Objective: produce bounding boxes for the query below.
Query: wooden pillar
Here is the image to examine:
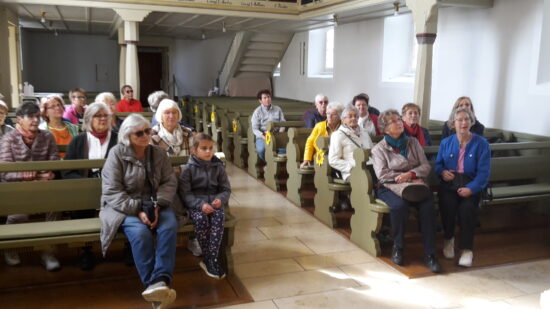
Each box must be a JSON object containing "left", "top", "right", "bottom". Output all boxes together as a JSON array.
[
  {"left": 114, "top": 9, "right": 150, "bottom": 100},
  {"left": 406, "top": 0, "right": 439, "bottom": 127}
]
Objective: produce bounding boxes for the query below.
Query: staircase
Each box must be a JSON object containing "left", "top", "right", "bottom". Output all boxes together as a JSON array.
[{"left": 219, "top": 31, "right": 293, "bottom": 96}]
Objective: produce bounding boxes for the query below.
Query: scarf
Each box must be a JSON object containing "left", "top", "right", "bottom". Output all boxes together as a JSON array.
[
  {"left": 90, "top": 130, "right": 109, "bottom": 145},
  {"left": 343, "top": 124, "right": 361, "bottom": 137},
  {"left": 403, "top": 122, "right": 426, "bottom": 146},
  {"left": 385, "top": 133, "right": 408, "bottom": 158},
  {"left": 16, "top": 123, "right": 38, "bottom": 147},
  {"left": 158, "top": 124, "right": 186, "bottom": 155}
]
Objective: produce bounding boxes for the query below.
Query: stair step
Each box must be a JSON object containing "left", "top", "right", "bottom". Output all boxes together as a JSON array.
[
  {"left": 251, "top": 33, "right": 291, "bottom": 43},
  {"left": 248, "top": 42, "right": 285, "bottom": 50},
  {"left": 244, "top": 50, "right": 281, "bottom": 58},
  {"left": 239, "top": 64, "right": 274, "bottom": 72},
  {"left": 241, "top": 57, "right": 279, "bottom": 65}
]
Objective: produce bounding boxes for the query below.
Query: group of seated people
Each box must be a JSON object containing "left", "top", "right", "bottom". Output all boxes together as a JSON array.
[
  {"left": 0, "top": 87, "right": 228, "bottom": 309},
  {"left": 252, "top": 90, "right": 489, "bottom": 273}
]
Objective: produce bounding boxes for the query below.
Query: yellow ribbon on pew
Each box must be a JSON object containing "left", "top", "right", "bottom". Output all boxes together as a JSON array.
[
  {"left": 211, "top": 112, "right": 216, "bottom": 123},
  {"left": 233, "top": 120, "right": 238, "bottom": 132},
  {"left": 194, "top": 106, "right": 198, "bottom": 114},
  {"left": 315, "top": 150, "right": 325, "bottom": 166},
  {"left": 265, "top": 131, "right": 272, "bottom": 145}
]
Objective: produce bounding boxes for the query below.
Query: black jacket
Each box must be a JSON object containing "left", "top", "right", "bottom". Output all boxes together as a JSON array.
[{"left": 61, "top": 131, "right": 118, "bottom": 179}]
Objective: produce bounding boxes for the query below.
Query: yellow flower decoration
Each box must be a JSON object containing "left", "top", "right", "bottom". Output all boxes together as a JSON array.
[
  {"left": 265, "top": 131, "right": 272, "bottom": 145},
  {"left": 210, "top": 112, "right": 216, "bottom": 123},
  {"left": 233, "top": 120, "right": 238, "bottom": 132},
  {"left": 181, "top": 100, "right": 186, "bottom": 107},
  {"left": 194, "top": 106, "right": 198, "bottom": 114},
  {"left": 315, "top": 150, "right": 325, "bottom": 166}
]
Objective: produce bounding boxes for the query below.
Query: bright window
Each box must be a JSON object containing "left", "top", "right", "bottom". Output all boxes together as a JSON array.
[
  {"left": 308, "top": 26, "right": 334, "bottom": 78},
  {"left": 381, "top": 14, "right": 417, "bottom": 83},
  {"left": 273, "top": 62, "right": 281, "bottom": 77}
]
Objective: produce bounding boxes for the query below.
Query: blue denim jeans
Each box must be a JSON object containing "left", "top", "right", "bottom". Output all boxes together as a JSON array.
[
  {"left": 255, "top": 137, "right": 266, "bottom": 161},
  {"left": 122, "top": 207, "right": 178, "bottom": 287}
]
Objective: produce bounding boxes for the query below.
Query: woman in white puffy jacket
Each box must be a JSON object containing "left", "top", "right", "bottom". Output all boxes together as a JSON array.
[{"left": 328, "top": 104, "right": 374, "bottom": 181}]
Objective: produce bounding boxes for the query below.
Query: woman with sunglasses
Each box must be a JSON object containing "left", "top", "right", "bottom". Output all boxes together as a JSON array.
[
  {"left": 100, "top": 114, "right": 178, "bottom": 309},
  {"left": 39, "top": 95, "right": 79, "bottom": 158},
  {"left": 117, "top": 85, "right": 143, "bottom": 112},
  {"left": 61, "top": 102, "right": 118, "bottom": 270}
]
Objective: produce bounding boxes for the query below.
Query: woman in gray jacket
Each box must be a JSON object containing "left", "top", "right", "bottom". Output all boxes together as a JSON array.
[{"left": 100, "top": 114, "right": 178, "bottom": 309}]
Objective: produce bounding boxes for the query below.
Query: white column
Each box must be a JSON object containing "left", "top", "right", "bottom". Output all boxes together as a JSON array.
[
  {"left": 406, "top": 0, "right": 439, "bottom": 127},
  {"left": 118, "top": 27, "right": 126, "bottom": 91},
  {"left": 114, "top": 9, "right": 150, "bottom": 101}
]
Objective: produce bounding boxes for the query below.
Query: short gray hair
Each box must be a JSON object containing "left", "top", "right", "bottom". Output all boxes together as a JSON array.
[
  {"left": 378, "top": 109, "right": 401, "bottom": 133},
  {"left": 0, "top": 99, "right": 8, "bottom": 113},
  {"left": 326, "top": 101, "right": 344, "bottom": 115},
  {"left": 340, "top": 105, "right": 359, "bottom": 119},
  {"left": 155, "top": 99, "right": 182, "bottom": 124},
  {"left": 314, "top": 93, "right": 327, "bottom": 103},
  {"left": 81, "top": 102, "right": 111, "bottom": 132},
  {"left": 95, "top": 92, "right": 117, "bottom": 105},
  {"left": 447, "top": 107, "right": 475, "bottom": 130},
  {"left": 148, "top": 91, "right": 169, "bottom": 112},
  {"left": 118, "top": 114, "right": 150, "bottom": 146}
]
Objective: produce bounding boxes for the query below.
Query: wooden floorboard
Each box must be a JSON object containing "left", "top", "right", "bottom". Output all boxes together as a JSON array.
[{"left": 0, "top": 240, "right": 253, "bottom": 308}]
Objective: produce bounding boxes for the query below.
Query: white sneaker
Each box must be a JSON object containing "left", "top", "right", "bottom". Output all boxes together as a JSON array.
[
  {"left": 4, "top": 251, "right": 21, "bottom": 266},
  {"left": 151, "top": 289, "right": 176, "bottom": 309},
  {"left": 40, "top": 252, "right": 61, "bottom": 271},
  {"left": 142, "top": 281, "right": 169, "bottom": 302},
  {"left": 458, "top": 250, "right": 473, "bottom": 267},
  {"left": 443, "top": 237, "right": 455, "bottom": 259},
  {"left": 187, "top": 238, "right": 202, "bottom": 257}
]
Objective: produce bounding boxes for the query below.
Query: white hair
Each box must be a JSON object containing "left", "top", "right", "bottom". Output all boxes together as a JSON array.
[
  {"left": 327, "top": 101, "right": 343, "bottom": 115},
  {"left": 148, "top": 91, "right": 169, "bottom": 112},
  {"left": 118, "top": 114, "right": 151, "bottom": 146},
  {"left": 314, "top": 93, "right": 327, "bottom": 103},
  {"left": 95, "top": 92, "right": 117, "bottom": 105},
  {"left": 341, "top": 105, "right": 359, "bottom": 119},
  {"left": 81, "top": 102, "right": 111, "bottom": 132},
  {"left": 155, "top": 98, "right": 182, "bottom": 124}
]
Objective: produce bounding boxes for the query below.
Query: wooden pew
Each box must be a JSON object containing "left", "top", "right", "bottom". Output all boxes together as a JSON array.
[
  {"left": 347, "top": 141, "right": 550, "bottom": 257},
  {"left": 312, "top": 137, "right": 351, "bottom": 228},
  {"left": 263, "top": 121, "right": 306, "bottom": 191},
  {"left": 286, "top": 127, "right": 314, "bottom": 206},
  {"left": 0, "top": 156, "right": 237, "bottom": 274}
]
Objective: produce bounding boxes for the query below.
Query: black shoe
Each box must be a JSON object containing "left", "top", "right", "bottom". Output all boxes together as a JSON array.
[
  {"left": 123, "top": 243, "right": 134, "bottom": 267},
  {"left": 391, "top": 246, "right": 403, "bottom": 266},
  {"left": 424, "top": 254, "right": 442, "bottom": 273},
  {"left": 80, "top": 247, "right": 95, "bottom": 271}
]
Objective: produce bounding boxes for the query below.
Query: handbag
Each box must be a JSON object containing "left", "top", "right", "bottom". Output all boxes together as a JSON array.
[
  {"left": 449, "top": 172, "right": 472, "bottom": 191},
  {"left": 384, "top": 179, "right": 432, "bottom": 203}
]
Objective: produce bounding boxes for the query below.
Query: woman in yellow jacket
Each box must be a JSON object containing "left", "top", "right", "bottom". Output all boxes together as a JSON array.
[{"left": 300, "top": 102, "right": 343, "bottom": 168}]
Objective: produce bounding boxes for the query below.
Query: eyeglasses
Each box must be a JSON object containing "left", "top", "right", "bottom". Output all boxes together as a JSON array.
[
  {"left": 318, "top": 100, "right": 329, "bottom": 105},
  {"left": 125, "top": 90, "right": 134, "bottom": 94},
  {"left": 72, "top": 96, "right": 86, "bottom": 100},
  {"left": 93, "top": 114, "right": 110, "bottom": 119},
  {"left": 132, "top": 128, "right": 152, "bottom": 137}
]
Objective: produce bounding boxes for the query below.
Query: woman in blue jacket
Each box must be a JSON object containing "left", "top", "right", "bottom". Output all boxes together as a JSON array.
[{"left": 435, "top": 108, "right": 490, "bottom": 268}]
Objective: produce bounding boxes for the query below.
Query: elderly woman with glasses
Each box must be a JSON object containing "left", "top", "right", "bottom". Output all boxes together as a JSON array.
[
  {"left": 61, "top": 102, "right": 117, "bottom": 270},
  {"left": 63, "top": 88, "right": 87, "bottom": 125},
  {"left": 39, "top": 95, "right": 79, "bottom": 158},
  {"left": 0, "top": 102, "right": 61, "bottom": 271},
  {"left": 371, "top": 109, "right": 441, "bottom": 273},
  {"left": 96, "top": 92, "right": 123, "bottom": 133},
  {"left": 436, "top": 108, "right": 490, "bottom": 268},
  {"left": 328, "top": 105, "right": 374, "bottom": 182},
  {"left": 100, "top": 114, "right": 178, "bottom": 309},
  {"left": 0, "top": 100, "right": 14, "bottom": 139},
  {"left": 301, "top": 101, "right": 343, "bottom": 168}
]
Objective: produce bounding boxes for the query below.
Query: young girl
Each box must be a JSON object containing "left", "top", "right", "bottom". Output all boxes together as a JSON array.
[{"left": 179, "top": 133, "right": 231, "bottom": 279}]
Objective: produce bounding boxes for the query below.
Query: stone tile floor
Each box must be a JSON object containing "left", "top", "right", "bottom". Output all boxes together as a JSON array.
[{"left": 220, "top": 163, "right": 550, "bottom": 309}]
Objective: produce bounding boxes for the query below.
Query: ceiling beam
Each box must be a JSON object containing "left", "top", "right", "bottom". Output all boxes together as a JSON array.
[
  {"left": 166, "top": 14, "right": 199, "bottom": 32},
  {"left": 197, "top": 16, "right": 226, "bottom": 28},
  {"left": 108, "top": 15, "right": 122, "bottom": 38},
  {"left": 20, "top": 3, "right": 48, "bottom": 30},
  {"left": 53, "top": 5, "right": 70, "bottom": 32},
  {"left": 84, "top": 7, "right": 91, "bottom": 33},
  {"left": 145, "top": 12, "right": 172, "bottom": 31},
  {"left": 437, "top": 0, "right": 493, "bottom": 8}
]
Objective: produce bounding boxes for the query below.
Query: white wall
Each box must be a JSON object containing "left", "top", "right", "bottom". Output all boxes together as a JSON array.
[
  {"left": 173, "top": 35, "right": 233, "bottom": 96},
  {"left": 275, "top": 0, "right": 550, "bottom": 136},
  {"left": 22, "top": 31, "right": 119, "bottom": 93}
]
